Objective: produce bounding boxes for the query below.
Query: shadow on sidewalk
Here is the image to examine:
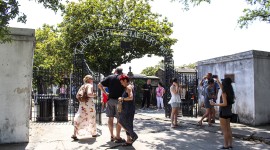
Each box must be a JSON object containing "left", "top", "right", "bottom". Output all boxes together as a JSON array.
[
  {"left": 0, "top": 142, "right": 27, "bottom": 150},
  {"left": 99, "top": 141, "right": 135, "bottom": 150},
  {"left": 73, "top": 137, "right": 96, "bottom": 145}
]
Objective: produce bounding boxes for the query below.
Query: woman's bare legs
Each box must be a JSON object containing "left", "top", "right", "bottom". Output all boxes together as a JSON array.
[
  {"left": 227, "top": 119, "right": 233, "bottom": 147},
  {"left": 220, "top": 118, "right": 229, "bottom": 148},
  {"left": 198, "top": 108, "right": 210, "bottom": 125},
  {"left": 174, "top": 107, "right": 179, "bottom": 125},
  {"left": 171, "top": 108, "right": 177, "bottom": 127},
  {"left": 119, "top": 123, "right": 132, "bottom": 143}
]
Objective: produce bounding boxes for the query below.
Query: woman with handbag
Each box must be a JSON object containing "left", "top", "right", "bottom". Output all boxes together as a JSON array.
[
  {"left": 71, "top": 75, "right": 98, "bottom": 141},
  {"left": 210, "top": 77, "right": 235, "bottom": 149},
  {"left": 118, "top": 75, "right": 138, "bottom": 146}
]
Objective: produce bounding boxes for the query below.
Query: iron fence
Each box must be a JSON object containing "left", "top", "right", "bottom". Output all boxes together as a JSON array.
[
  {"left": 30, "top": 67, "right": 102, "bottom": 124},
  {"left": 176, "top": 72, "right": 198, "bottom": 118}
]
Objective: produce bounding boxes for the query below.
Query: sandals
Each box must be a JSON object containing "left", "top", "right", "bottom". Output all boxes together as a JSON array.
[
  {"left": 114, "top": 137, "right": 126, "bottom": 143},
  {"left": 131, "top": 135, "right": 138, "bottom": 143},
  {"left": 110, "top": 136, "right": 115, "bottom": 142},
  {"left": 171, "top": 124, "right": 176, "bottom": 128},
  {"left": 197, "top": 121, "right": 202, "bottom": 126},
  {"left": 174, "top": 123, "right": 179, "bottom": 127},
  {"left": 71, "top": 135, "right": 78, "bottom": 141},
  {"left": 92, "top": 134, "right": 100, "bottom": 137},
  {"left": 122, "top": 135, "right": 138, "bottom": 146},
  {"left": 218, "top": 146, "right": 229, "bottom": 149},
  {"left": 122, "top": 142, "right": 132, "bottom": 146}
]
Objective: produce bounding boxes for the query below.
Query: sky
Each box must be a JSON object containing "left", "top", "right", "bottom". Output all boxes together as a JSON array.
[{"left": 10, "top": 0, "right": 270, "bottom": 74}]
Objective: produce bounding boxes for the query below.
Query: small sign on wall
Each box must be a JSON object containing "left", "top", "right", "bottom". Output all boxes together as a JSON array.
[{"left": 224, "top": 74, "right": 235, "bottom": 83}]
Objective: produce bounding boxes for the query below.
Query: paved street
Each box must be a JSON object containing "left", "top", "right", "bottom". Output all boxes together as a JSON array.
[{"left": 1, "top": 109, "right": 270, "bottom": 150}]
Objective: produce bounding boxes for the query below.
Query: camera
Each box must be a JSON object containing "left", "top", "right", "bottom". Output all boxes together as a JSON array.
[{"left": 212, "top": 75, "right": 218, "bottom": 79}]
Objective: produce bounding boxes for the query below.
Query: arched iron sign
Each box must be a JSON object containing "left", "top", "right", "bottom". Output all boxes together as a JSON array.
[
  {"left": 72, "top": 28, "right": 175, "bottom": 122},
  {"left": 74, "top": 28, "right": 168, "bottom": 54}
]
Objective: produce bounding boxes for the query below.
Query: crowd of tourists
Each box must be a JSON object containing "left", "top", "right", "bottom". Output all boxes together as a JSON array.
[
  {"left": 70, "top": 67, "right": 235, "bottom": 149},
  {"left": 198, "top": 72, "right": 235, "bottom": 149},
  {"left": 71, "top": 67, "right": 137, "bottom": 146}
]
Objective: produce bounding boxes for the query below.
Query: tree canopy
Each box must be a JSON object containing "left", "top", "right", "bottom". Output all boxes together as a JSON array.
[
  {"left": 35, "top": 24, "right": 71, "bottom": 71},
  {"left": 59, "top": 0, "right": 177, "bottom": 75},
  {"left": 0, "top": 0, "right": 64, "bottom": 43},
  {"left": 171, "top": 0, "right": 270, "bottom": 28},
  {"left": 177, "top": 63, "right": 196, "bottom": 69},
  {"left": 141, "top": 60, "right": 164, "bottom": 76},
  {"left": 141, "top": 66, "right": 159, "bottom": 76}
]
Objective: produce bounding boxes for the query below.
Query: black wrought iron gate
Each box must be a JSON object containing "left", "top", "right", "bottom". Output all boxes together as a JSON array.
[
  {"left": 175, "top": 72, "right": 198, "bottom": 117},
  {"left": 71, "top": 54, "right": 102, "bottom": 125},
  {"left": 163, "top": 54, "right": 198, "bottom": 118}
]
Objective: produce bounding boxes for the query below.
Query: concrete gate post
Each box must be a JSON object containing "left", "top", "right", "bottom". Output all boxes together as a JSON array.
[{"left": 0, "top": 28, "right": 35, "bottom": 144}]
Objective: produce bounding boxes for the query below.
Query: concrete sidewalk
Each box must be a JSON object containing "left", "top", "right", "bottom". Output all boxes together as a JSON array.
[
  {"left": 138, "top": 109, "right": 270, "bottom": 145},
  {"left": 0, "top": 109, "right": 270, "bottom": 150}
]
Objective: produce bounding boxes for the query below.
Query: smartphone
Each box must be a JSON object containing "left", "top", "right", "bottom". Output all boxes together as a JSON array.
[{"left": 212, "top": 75, "right": 218, "bottom": 78}]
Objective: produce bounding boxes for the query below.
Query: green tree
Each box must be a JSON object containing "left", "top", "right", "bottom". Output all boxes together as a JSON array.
[
  {"left": 0, "top": 0, "right": 64, "bottom": 43},
  {"left": 33, "top": 24, "right": 72, "bottom": 93},
  {"left": 60, "top": 0, "right": 177, "bottom": 75},
  {"left": 141, "top": 66, "right": 158, "bottom": 76},
  {"left": 35, "top": 24, "right": 72, "bottom": 71},
  {"left": 171, "top": 0, "right": 270, "bottom": 28},
  {"left": 141, "top": 60, "right": 164, "bottom": 75},
  {"left": 177, "top": 63, "right": 196, "bottom": 69}
]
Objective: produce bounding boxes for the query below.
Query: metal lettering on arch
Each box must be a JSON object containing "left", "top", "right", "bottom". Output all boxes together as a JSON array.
[{"left": 74, "top": 29, "right": 161, "bottom": 54}]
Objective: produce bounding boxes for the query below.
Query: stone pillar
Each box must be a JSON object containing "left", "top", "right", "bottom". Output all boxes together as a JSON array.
[{"left": 0, "top": 28, "right": 35, "bottom": 143}]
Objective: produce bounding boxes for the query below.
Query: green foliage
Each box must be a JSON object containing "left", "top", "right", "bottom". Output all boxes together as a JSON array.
[
  {"left": 171, "top": 0, "right": 270, "bottom": 28},
  {"left": 0, "top": 0, "right": 22, "bottom": 43},
  {"left": 178, "top": 63, "right": 196, "bottom": 69},
  {"left": 35, "top": 0, "right": 65, "bottom": 12},
  {"left": 238, "top": 0, "right": 270, "bottom": 28},
  {"left": 141, "top": 62, "right": 196, "bottom": 76},
  {"left": 141, "top": 60, "right": 164, "bottom": 76},
  {"left": 141, "top": 66, "right": 159, "bottom": 76},
  {"left": 60, "top": 0, "right": 177, "bottom": 75},
  {"left": 35, "top": 24, "right": 72, "bottom": 71},
  {"left": 0, "top": 0, "right": 64, "bottom": 43},
  {"left": 34, "top": 24, "right": 72, "bottom": 92}
]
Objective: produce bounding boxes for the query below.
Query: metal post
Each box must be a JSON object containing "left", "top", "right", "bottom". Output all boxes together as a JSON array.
[{"left": 164, "top": 54, "right": 174, "bottom": 118}]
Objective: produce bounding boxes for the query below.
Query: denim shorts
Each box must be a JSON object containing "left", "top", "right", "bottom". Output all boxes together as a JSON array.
[{"left": 170, "top": 102, "right": 180, "bottom": 108}]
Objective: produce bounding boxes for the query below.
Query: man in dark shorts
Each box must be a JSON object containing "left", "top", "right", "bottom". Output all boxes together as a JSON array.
[{"left": 98, "top": 67, "right": 125, "bottom": 143}]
